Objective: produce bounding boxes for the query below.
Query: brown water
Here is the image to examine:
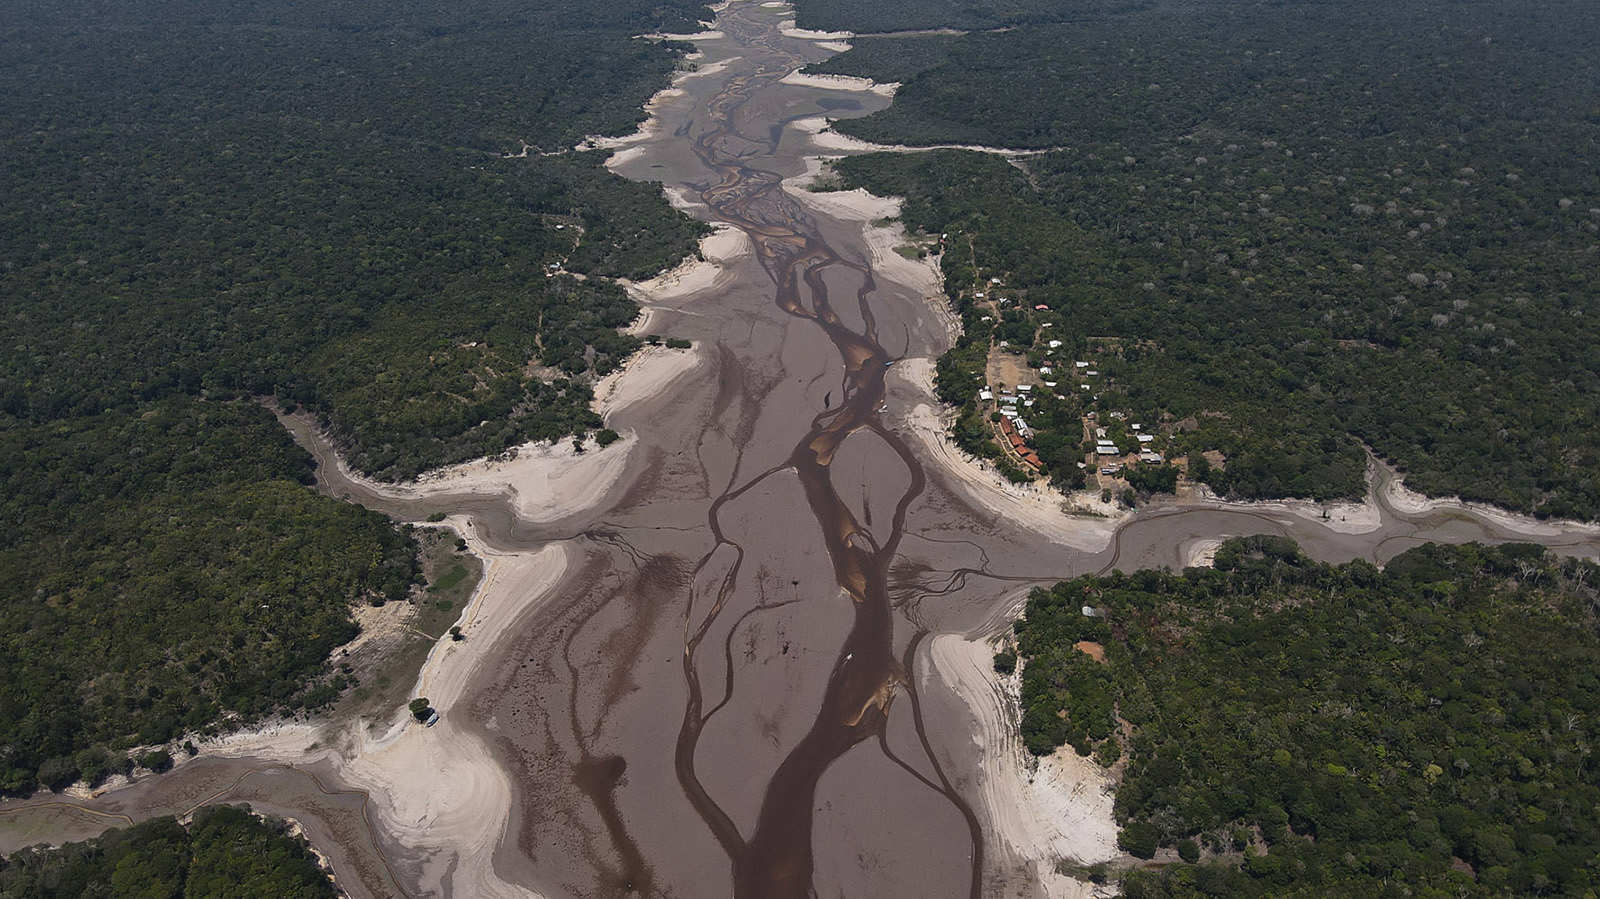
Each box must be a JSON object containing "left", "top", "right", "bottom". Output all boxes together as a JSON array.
[{"left": 6, "top": 4, "right": 1599, "bottom": 898}]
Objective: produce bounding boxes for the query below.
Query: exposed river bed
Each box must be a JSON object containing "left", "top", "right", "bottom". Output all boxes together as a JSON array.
[{"left": 4, "top": 3, "right": 1599, "bottom": 897}]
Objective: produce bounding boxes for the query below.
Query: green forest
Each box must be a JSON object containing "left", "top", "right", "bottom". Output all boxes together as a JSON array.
[
  {"left": 0, "top": 0, "right": 711, "bottom": 795},
  {"left": 0, "top": 805, "right": 336, "bottom": 898},
  {"left": 1014, "top": 539, "right": 1600, "bottom": 897},
  {"left": 809, "top": 0, "right": 1600, "bottom": 518}
]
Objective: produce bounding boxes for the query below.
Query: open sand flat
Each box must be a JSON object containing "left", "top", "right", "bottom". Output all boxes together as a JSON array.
[{"left": 780, "top": 70, "right": 896, "bottom": 96}]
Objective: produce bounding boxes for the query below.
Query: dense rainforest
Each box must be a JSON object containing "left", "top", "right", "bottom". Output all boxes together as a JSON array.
[
  {"left": 0, "top": 0, "right": 711, "bottom": 794},
  {"left": 1014, "top": 539, "right": 1600, "bottom": 897},
  {"left": 0, "top": 805, "right": 337, "bottom": 898},
  {"left": 806, "top": 0, "right": 1600, "bottom": 517}
]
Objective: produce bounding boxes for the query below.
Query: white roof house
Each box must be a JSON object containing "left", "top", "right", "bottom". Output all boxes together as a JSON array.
[
  {"left": 1097, "top": 445, "right": 1120, "bottom": 456},
  {"left": 1017, "top": 384, "right": 1033, "bottom": 393},
  {"left": 1137, "top": 434, "right": 1154, "bottom": 443},
  {"left": 978, "top": 390, "right": 994, "bottom": 401},
  {"left": 1075, "top": 360, "right": 1089, "bottom": 368},
  {"left": 1049, "top": 340, "right": 1064, "bottom": 349}
]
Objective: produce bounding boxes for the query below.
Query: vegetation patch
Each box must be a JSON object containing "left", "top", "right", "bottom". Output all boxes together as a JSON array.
[{"left": 0, "top": 805, "right": 338, "bottom": 898}]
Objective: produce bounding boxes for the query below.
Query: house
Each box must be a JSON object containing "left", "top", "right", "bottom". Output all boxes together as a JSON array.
[
  {"left": 1075, "top": 360, "right": 1089, "bottom": 368},
  {"left": 1137, "top": 434, "right": 1154, "bottom": 443},
  {"left": 1017, "top": 384, "right": 1033, "bottom": 393},
  {"left": 979, "top": 389, "right": 994, "bottom": 401},
  {"left": 1048, "top": 340, "right": 1064, "bottom": 349},
  {"left": 1044, "top": 381, "right": 1058, "bottom": 387},
  {"left": 1097, "top": 444, "right": 1120, "bottom": 456},
  {"left": 1034, "top": 304, "right": 1049, "bottom": 311}
]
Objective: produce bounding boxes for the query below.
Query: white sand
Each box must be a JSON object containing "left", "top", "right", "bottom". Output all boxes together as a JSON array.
[
  {"left": 316, "top": 433, "right": 636, "bottom": 525},
  {"left": 1191, "top": 484, "right": 1383, "bottom": 536},
  {"left": 791, "top": 115, "right": 1050, "bottom": 157},
  {"left": 653, "top": 29, "right": 726, "bottom": 41},
  {"left": 928, "top": 635, "right": 1119, "bottom": 896},
  {"left": 778, "top": 20, "right": 854, "bottom": 41},
  {"left": 1181, "top": 537, "right": 1226, "bottom": 569},
  {"left": 1379, "top": 470, "right": 1600, "bottom": 538},
  {"left": 622, "top": 225, "right": 752, "bottom": 306},
  {"left": 779, "top": 70, "right": 897, "bottom": 97},
  {"left": 593, "top": 344, "right": 709, "bottom": 421}
]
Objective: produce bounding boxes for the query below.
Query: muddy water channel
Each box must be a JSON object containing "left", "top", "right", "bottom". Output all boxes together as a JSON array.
[{"left": 5, "top": 3, "right": 1600, "bottom": 897}]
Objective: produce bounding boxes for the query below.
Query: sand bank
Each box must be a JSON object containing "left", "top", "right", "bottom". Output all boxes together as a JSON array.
[
  {"left": 592, "top": 344, "right": 708, "bottom": 421},
  {"left": 1181, "top": 537, "right": 1226, "bottom": 569},
  {"left": 791, "top": 115, "right": 1050, "bottom": 157},
  {"left": 652, "top": 30, "right": 726, "bottom": 41},
  {"left": 621, "top": 225, "right": 754, "bottom": 338},
  {"left": 1379, "top": 469, "right": 1600, "bottom": 538},
  {"left": 1192, "top": 486, "right": 1383, "bottom": 536},
  {"left": 928, "top": 635, "right": 1119, "bottom": 897},
  {"left": 312, "top": 431, "right": 635, "bottom": 525},
  {"left": 780, "top": 70, "right": 897, "bottom": 97},
  {"left": 778, "top": 20, "right": 854, "bottom": 41}
]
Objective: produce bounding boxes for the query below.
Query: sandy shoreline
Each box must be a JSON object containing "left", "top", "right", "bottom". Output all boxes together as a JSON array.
[
  {"left": 780, "top": 70, "right": 897, "bottom": 97},
  {"left": 792, "top": 114, "right": 1051, "bottom": 157},
  {"left": 592, "top": 344, "right": 708, "bottom": 421},
  {"left": 928, "top": 635, "right": 1119, "bottom": 897},
  {"left": 202, "top": 541, "right": 575, "bottom": 899}
]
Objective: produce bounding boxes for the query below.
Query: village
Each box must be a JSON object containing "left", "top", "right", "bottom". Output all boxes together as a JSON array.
[{"left": 958, "top": 273, "right": 1187, "bottom": 501}]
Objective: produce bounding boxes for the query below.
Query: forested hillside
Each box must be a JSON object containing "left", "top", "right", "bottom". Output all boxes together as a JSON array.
[
  {"left": 0, "top": 805, "right": 336, "bottom": 898},
  {"left": 808, "top": 0, "right": 1600, "bottom": 517},
  {"left": 1014, "top": 539, "right": 1600, "bottom": 897},
  {"left": 0, "top": 0, "right": 711, "bottom": 795}
]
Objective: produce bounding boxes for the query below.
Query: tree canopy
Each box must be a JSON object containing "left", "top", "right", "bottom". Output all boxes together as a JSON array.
[
  {"left": 1014, "top": 539, "right": 1600, "bottom": 897},
  {"left": 0, "top": 805, "right": 338, "bottom": 899},
  {"left": 812, "top": 0, "right": 1600, "bottom": 517}
]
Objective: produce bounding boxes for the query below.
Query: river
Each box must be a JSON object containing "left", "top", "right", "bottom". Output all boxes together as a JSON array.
[{"left": 4, "top": 2, "right": 1598, "bottom": 897}]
